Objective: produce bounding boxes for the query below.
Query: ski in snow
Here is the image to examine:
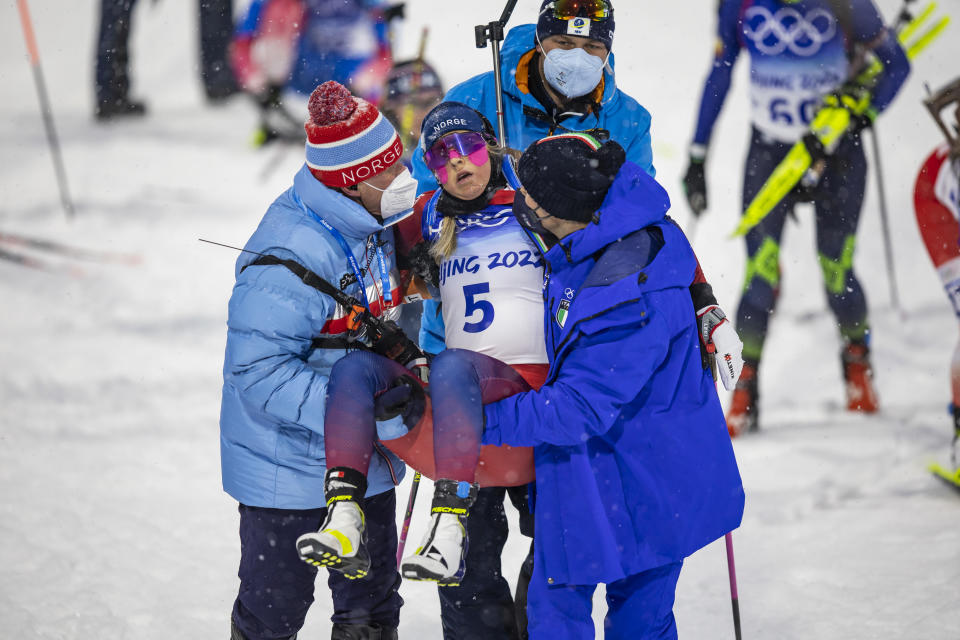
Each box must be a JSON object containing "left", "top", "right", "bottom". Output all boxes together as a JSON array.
[
  {"left": 0, "top": 231, "right": 140, "bottom": 265},
  {"left": 929, "top": 463, "right": 960, "bottom": 493},
  {"left": 0, "top": 245, "right": 83, "bottom": 276}
]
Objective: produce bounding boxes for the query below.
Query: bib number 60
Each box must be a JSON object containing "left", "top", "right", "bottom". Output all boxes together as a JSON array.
[{"left": 769, "top": 97, "right": 819, "bottom": 126}]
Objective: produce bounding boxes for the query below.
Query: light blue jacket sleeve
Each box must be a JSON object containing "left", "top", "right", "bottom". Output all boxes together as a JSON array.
[{"left": 224, "top": 267, "right": 335, "bottom": 435}]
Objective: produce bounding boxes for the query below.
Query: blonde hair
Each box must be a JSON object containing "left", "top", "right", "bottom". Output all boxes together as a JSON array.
[{"left": 429, "top": 144, "right": 520, "bottom": 263}]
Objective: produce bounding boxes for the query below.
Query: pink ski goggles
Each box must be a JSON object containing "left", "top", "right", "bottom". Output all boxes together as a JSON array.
[{"left": 424, "top": 132, "right": 490, "bottom": 182}]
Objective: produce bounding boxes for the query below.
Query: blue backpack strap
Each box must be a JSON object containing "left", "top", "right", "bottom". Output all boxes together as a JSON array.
[{"left": 421, "top": 189, "right": 443, "bottom": 242}]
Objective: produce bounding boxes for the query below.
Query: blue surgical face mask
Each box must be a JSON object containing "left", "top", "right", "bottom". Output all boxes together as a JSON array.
[{"left": 542, "top": 46, "right": 607, "bottom": 100}]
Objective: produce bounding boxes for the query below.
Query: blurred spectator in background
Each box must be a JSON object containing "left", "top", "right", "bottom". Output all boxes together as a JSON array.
[
  {"left": 914, "top": 77, "right": 960, "bottom": 477},
  {"left": 231, "top": 0, "right": 404, "bottom": 145},
  {"left": 379, "top": 56, "right": 444, "bottom": 165},
  {"left": 200, "top": 0, "right": 242, "bottom": 101},
  {"left": 94, "top": 0, "right": 239, "bottom": 121}
]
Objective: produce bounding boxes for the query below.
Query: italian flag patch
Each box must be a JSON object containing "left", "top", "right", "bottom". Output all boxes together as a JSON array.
[{"left": 556, "top": 299, "right": 570, "bottom": 328}]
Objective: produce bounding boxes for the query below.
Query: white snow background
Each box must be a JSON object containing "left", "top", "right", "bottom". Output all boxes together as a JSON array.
[{"left": 1, "top": 1, "right": 959, "bottom": 638}]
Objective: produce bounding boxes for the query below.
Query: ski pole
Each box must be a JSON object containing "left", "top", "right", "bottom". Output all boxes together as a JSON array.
[
  {"left": 396, "top": 471, "right": 422, "bottom": 568},
  {"left": 16, "top": 0, "right": 75, "bottom": 218},
  {"left": 725, "top": 532, "right": 743, "bottom": 640},
  {"left": 475, "top": 0, "right": 519, "bottom": 146},
  {"left": 867, "top": 127, "right": 900, "bottom": 310}
]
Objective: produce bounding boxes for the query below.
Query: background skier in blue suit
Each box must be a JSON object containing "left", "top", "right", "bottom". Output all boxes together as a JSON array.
[
  {"left": 681, "top": 0, "right": 910, "bottom": 434},
  {"left": 231, "top": 0, "right": 400, "bottom": 143}
]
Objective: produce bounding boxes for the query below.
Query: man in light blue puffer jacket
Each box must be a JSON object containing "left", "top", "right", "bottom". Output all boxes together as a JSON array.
[{"left": 220, "top": 80, "right": 419, "bottom": 640}]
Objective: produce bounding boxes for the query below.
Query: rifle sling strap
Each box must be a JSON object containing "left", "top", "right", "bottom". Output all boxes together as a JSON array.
[
  {"left": 240, "top": 254, "right": 364, "bottom": 352},
  {"left": 241, "top": 254, "right": 346, "bottom": 301}
]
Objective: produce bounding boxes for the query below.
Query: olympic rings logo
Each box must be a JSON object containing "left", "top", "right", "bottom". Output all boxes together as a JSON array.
[{"left": 743, "top": 6, "right": 837, "bottom": 56}]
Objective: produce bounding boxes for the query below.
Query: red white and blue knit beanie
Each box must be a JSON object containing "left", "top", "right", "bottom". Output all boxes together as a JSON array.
[{"left": 305, "top": 81, "right": 404, "bottom": 188}]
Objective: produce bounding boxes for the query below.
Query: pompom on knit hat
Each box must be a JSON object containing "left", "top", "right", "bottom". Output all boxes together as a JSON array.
[
  {"left": 517, "top": 133, "right": 626, "bottom": 222},
  {"left": 536, "top": 0, "right": 615, "bottom": 51},
  {"left": 304, "top": 81, "right": 403, "bottom": 188}
]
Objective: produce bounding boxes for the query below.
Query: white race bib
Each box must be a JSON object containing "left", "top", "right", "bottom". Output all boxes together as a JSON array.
[{"left": 438, "top": 214, "right": 548, "bottom": 365}]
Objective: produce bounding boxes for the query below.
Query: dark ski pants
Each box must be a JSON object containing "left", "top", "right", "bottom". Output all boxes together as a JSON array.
[
  {"left": 526, "top": 561, "right": 683, "bottom": 640},
  {"left": 737, "top": 127, "right": 870, "bottom": 363},
  {"left": 96, "top": 0, "right": 235, "bottom": 104},
  {"left": 199, "top": 0, "right": 238, "bottom": 97},
  {"left": 231, "top": 492, "right": 403, "bottom": 640},
  {"left": 95, "top": 0, "right": 139, "bottom": 104},
  {"left": 438, "top": 485, "right": 534, "bottom": 640}
]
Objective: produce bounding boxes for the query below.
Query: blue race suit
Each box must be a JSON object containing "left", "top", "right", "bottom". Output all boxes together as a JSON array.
[
  {"left": 691, "top": 0, "right": 909, "bottom": 361},
  {"left": 234, "top": 0, "right": 390, "bottom": 98}
]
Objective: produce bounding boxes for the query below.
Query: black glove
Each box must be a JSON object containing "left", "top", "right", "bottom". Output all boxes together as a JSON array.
[
  {"left": 374, "top": 376, "right": 425, "bottom": 428},
  {"left": 682, "top": 154, "right": 708, "bottom": 217},
  {"left": 824, "top": 83, "right": 876, "bottom": 140},
  {"left": 369, "top": 320, "right": 422, "bottom": 366},
  {"left": 848, "top": 110, "right": 875, "bottom": 137},
  {"left": 405, "top": 241, "right": 441, "bottom": 294}
]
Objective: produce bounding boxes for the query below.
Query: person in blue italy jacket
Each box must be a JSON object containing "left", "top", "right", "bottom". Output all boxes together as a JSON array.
[
  {"left": 479, "top": 134, "right": 745, "bottom": 639},
  {"left": 681, "top": 0, "right": 911, "bottom": 435},
  {"left": 220, "top": 81, "right": 420, "bottom": 640}
]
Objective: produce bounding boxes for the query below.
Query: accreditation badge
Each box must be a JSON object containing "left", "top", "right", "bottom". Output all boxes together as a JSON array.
[{"left": 567, "top": 17, "right": 590, "bottom": 36}]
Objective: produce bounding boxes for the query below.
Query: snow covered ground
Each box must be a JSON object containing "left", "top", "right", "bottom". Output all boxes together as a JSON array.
[{"left": 1, "top": 1, "right": 958, "bottom": 638}]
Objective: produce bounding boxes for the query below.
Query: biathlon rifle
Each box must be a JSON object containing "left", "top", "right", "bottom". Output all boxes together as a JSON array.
[
  {"left": 731, "top": 1, "right": 950, "bottom": 238},
  {"left": 476, "top": 0, "right": 519, "bottom": 145}
]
